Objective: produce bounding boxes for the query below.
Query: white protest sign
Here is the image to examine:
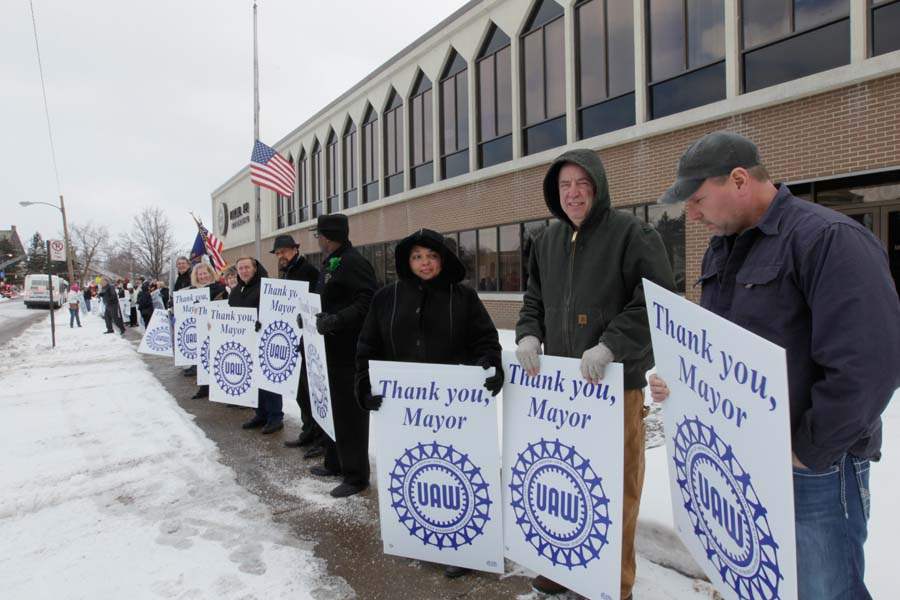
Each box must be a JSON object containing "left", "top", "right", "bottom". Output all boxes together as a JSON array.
[
  {"left": 195, "top": 299, "right": 220, "bottom": 387},
  {"left": 370, "top": 361, "right": 504, "bottom": 573},
  {"left": 209, "top": 305, "right": 258, "bottom": 408},
  {"left": 118, "top": 295, "right": 130, "bottom": 320},
  {"left": 138, "top": 310, "right": 174, "bottom": 357},
  {"left": 298, "top": 289, "right": 335, "bottom": 440},
  {"left": 501, "top": 351, "right": 624, "bottom": 600},
  {"left": 257, "top": 278, "right": 305, "bottom": 416},
  {"left": 173, "top": 288, "right": 209, "bottom": 367},
  {"left": 643, "top": 279, "right": 796, "bottom": 600},
  {"left": 48, "top": 239, "right": 65, "bottom": 261}
]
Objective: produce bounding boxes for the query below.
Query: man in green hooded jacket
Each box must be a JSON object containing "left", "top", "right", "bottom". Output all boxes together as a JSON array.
[{"left": 516, "top": 149, "right": 675, "bottom": 599}]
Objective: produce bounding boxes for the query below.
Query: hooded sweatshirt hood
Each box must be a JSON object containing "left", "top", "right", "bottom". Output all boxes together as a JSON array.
[
  {"left": 542, "top": 149, "right": 611, "bottom": 229},
  {"left": 395, "top": 229, "right": 466, "bottom": 284}
]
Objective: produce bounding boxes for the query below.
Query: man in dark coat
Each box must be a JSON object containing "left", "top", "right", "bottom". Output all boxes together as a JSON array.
[
  {"left": 229, "top": 257, "right": 283, "bottom": 434},
  {"left": 99, "top": 277, "right": 126, "bottom": 335},
  {"left": 269, "top": 234, "right": 324, "bottom": 453},
  {"left": 515, "top": 148, "right": 675, "bottom": 599},
  {"left": 137, "top": 280, "right": 154, "bottom": 328},
  {"left": 311, "top": 214, "right": 377, "bottom": 498},
  {"left": 171, "top": 256, "right": 192, "bottom": 298}
]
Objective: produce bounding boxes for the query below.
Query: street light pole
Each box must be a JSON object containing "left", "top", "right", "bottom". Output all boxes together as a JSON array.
[{"left": 19, "top": 199, "right": 76, "bottom": 285}]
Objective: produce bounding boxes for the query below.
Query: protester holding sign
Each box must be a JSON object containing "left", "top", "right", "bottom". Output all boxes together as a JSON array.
[
  {"left": 229, "top": 257, "right": 283, "bottom": 434},
  {"left": 356, "top": 228, "right": 503, "bottom": 576},
  {"left": 514, "top": 149, "right": 675, "bottom": 599},
  {"left": 188, "top": 262, "right": 228, "bottom": 400},
  {"left": 311, "top": 214, "right": 376, "bottom": 498},
  {"left": 269, "top": 234, "right": 324, "bottom": 455},
  {"left": 649, "top": 131, "right": 900, "bottom": 600},
  {"left": 99, "top": 277, "right": 126, "bottom": 336}
]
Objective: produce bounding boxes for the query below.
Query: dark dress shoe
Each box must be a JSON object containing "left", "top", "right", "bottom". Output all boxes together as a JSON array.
[
  {"left": 241, "top": 416, "right": 266, "bottom": 429},
  {"left": 295, "top": 428, "right": 318, "bottom": 446},
  {"left": 310, "top": 465, "right": 342, "bottom": 478},
  {"left": 284, "top": 436, "right": 304, "bottom": 448},
  {"left": 191, "top": 386, "right": 209, "bottom": 399},
  {"left": 303, "top": 445, "right": 325, "bottom": 459},
  {"left": 330, "top": 482, "right": 367, "bottom": 498},
  {"left": 261, "top": 421, "right": 284, "bottom": 434},
  {"left": 532, "top": 575, "right": 567, "bottom": 595},
  {"left": 182, "top": 366, "right": 197, "bottom": 376},
  {"left": 443, "top": 565, "right": 470, "bottom": 579}
]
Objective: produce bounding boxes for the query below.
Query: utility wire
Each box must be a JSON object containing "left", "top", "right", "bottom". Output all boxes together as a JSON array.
[{"left": 28, "top": 0, "right": 63, "bottom": 196}]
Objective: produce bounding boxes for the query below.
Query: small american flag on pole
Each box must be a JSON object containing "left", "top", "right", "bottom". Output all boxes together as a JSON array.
[
  {"left": 250, "top": 140, "right": 295, "bottom": 197},
  {"left": 191, "top": 214, "right": 227, "bottom": 273}
]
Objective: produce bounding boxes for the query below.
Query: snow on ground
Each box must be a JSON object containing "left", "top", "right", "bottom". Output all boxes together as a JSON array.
[{"left": 0, "top": 314, "right": 349, "bottom": 600}]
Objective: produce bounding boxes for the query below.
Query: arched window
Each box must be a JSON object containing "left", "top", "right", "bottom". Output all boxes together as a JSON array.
[
  {"left": 521, "top": 0, "right": 566, "bottom": 155},
  {"left": 285, "top": 153, "right": 296, "bottom": 226},
  {"left": 311, "top": 139, "right": 323, "bottom": 218},
  {"left": 409, "top": 71, "right": 433, "bottom": 189},
  {"left": 477, "top": 23, "right": 512, "bottom": 168},
  {"left": 326, "top": 129, "right": 339, "bottom": 213},
  {"left": 383, "top": 89, "right": 404, "bottom": 197},
  {"left": 575, "top": 0, "right": 635, "bottom": 139},
  {"left": 343, "top": 120, "right": 358, "bottom": 208},
  {"left": 361, "top": 105, "right": 378, "bottom": 204},
  {"left": 440, "top": 50, "right": 469, "bottom": 181},
  {"left": 297, "top": 149, "right": 308, "bottom": 222}
]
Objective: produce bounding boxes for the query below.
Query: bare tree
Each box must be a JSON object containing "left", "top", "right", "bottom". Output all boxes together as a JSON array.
[
  {"left": 103, "top": 233, "right": 136, "bottom": 279},
  {"left": 127, "top": 206, "right": 175, "bottom": 279},
  {"left": 71, "top": 222, "right": 109, "bottom": 284}
]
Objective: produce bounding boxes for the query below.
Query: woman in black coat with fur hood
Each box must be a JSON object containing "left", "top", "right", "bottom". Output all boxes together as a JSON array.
[{"left": 354, "top": 229, "right": 503, "bottom": 577}]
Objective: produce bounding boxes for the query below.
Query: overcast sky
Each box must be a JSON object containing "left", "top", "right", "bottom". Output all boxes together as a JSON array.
[{"left": 2, "top": 0, "right": 469, "bottom": 254}]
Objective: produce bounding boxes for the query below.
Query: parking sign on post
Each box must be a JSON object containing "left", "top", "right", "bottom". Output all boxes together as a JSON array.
[{"left": 49, "top": 240, "right": 66, "bottom": 262}]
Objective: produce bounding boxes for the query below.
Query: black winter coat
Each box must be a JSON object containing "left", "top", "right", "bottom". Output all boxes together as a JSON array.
[
  {"left": 228, "top": 260, "right": 268, "bottom": 310},
  {"left": 137, "top": 283, "right": 153, "bottom": 311},
  {"left": 355, "top": 229, "right": 502, "bottom": 403},
  {"left": 280, "top": 254, "right": 319, "bottom": 292},
  {"left": 207, "top": 281, "right": 228, "bottom": 301},
  {"left": 173, "top": 270, "right": 192, "bottom": 293},
  {"left": 160, "top": 287, "right": 170, "bottom": 308},
  {"left": 317, "top": 243, "right": 377, "bottom": 367}
]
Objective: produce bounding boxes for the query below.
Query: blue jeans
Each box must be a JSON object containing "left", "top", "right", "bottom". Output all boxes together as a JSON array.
[
  {"left": 69, "top": 307, "right": 81, "bottom": 327},
  {"left": 794, "top": 453, "right": 871, "bottom": 600}
]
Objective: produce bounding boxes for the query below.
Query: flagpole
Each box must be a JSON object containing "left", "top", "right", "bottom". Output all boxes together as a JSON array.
[{"left": 252, "top": 0, "right": 262, "bottom": 261}]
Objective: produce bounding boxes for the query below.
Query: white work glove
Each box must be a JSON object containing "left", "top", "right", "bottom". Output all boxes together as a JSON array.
[
  {"left": 580, "top": 342, "right": 614, "bottom": 383},
  {"left": 516, "top": 335, "right": 542, "bottom": 376}
]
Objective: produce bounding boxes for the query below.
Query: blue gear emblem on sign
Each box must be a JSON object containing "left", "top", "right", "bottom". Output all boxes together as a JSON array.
[
  {"left": 305, "top": 344, "right": 329, "bottom": 418},
  {"left": 177, "top": 317, "right": 198, "bottom": 360},
  {"left": 213, "top": 341, "right": 253, "bottom": 397},
  {"left": 147, "top": 326, "right": 171, "bottom": 353},
  {"left": 509, "top": 438, "right": 611, "bottom": 569},
  {"left": 258, "top": 320, "right": 299, "bottom": 384},
  {"left": 389, "top": 441, "right": 491, "bottom": 550},
  {"left": 200, "top": 337, "right": 210, "bottom": 373},
  {"left": 674, "top": 416, "right": 782, "bottom": 599}
]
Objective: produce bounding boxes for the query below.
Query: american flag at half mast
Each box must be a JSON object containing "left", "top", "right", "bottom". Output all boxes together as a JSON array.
[{"left": 250, "top": 140, "right": 295, "bottom": 197}]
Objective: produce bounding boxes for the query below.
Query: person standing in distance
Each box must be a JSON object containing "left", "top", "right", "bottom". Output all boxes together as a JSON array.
[
  {"left": 310, "top": 214, "right": 377, "bottom": 498},
  {"left": 648, "top": 131, "right": 900, "bottom": 600},
  {"left": 515, "top": 149, "right": 675, "bottom": 599}
]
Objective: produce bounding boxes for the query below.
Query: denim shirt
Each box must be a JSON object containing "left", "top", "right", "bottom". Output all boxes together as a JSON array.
[{"left": 699, "top": 185, "right": 900, "bottom": 471}]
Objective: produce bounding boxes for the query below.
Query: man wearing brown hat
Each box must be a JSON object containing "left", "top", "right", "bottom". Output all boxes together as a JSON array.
[
  {"left": 309, "top": 214, "right": 377, "bottom": 498},
  {"left": 649, "top": 131, "right": 900, "bottom": 599},
  {"left": 269, "top": 234, "right": 323, "bottom": 455}
]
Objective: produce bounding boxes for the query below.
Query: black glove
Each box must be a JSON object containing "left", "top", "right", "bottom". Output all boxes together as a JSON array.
[
  {"left": 478, "top": 357, "right": 504, "bottom": 396},
  {"left": 296, "top": 313, "right": 304, "bottom": 329},
  {"left": 254, "top": 320, "right": 262, "bottom": 332},
  {"left": 361, "top": 393, "right": 383, "bottom": 411},
  {"left": 315, "top": 312, "right": 340, "bottom": 335}
]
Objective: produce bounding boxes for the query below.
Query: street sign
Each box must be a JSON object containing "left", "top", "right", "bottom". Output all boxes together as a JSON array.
[{"left": 49, "top": 239, "right": 66, "bottom": 262}]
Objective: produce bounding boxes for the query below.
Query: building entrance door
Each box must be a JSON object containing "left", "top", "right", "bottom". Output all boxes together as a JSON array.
[{"left": 834, "top": 202, "right": 900, "bottom": 296}]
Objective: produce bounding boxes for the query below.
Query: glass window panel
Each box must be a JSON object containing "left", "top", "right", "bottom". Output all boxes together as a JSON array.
[
  {"left": 607, "top": 0, "right": 635, "bottom": 96},
  {"left": 412, "top": 162, "right": 433, "bottom": 188},
  {"left": 459, "top": 230, "right": 477, "bottom": 288},
  {"left": 423, "top": 89, "right": 433, "bottom": 163},
  {"left": 442, "top": 149, "right": 468, "bottom": 180},
  {"left": 385, "top": 111, "right": 395, "bottom": 175},
  {"left": 649, "top": 0, "right": 685, "bottom": 81},
  {"left": 577, "top": 0, "right": 606, "bottom": 107},
  {"left": 578, "top": 92, "right": 635, "bottom": 139},
  {"left": 457, "top": 72, "right": 468, "bottom": 150},
  {"left": 525, "top": 0, "right": 565, "bottom": 33},
  {"left": 687, "top": 0, "right": 725, "bottom": 68},
  {"left": 442, "top": 78, "right": 456, "bottom": 154},
  {"left": 794, "top": 0, "right": 849, "bottom": 32},
  {"left": 480, "top": 25, "right": 511, "bottom": 57},
  {"left": 522, "top": 220, "right": 548, "bottom": 290},
  {"left": 479, "top": 134, "right": 512, "bottom": 168},
  {"left": 650, "top": 60, "right": 725, "bottom": 119},
  {"left": 413, "top": 95, "right": 423, "bottom": 165},
  {"left": 648, "top": 202, "right": 686, "bottom": 293},
  {"left": 477, "top": 228, "right": 498, "bottom": 292},
  {"left": 478, "top": 56, "right": 496, "bottom": 141},
  {"left": 741, "top": 0, "right": 790, "bottom": 48},
  {"left": 873, "top": 1, "right": 900, "bottom": 57},
  {"left": 545, "top": 18, "right": 566, "bottom": 118},
  {"left": 496, "top": 47, "right": 512, "bottom": 136},
  {"left": 524, "top": 115, "right": 566, "bottom": 155},
  {"left": 499, "top": 224, "right": 522, "bottom": 291},
  {"left": 523, "top": 30, "right": 544, "bottom": 125},
  {"left": 443, "top": 52, "right": 467, "bottom": 79}
]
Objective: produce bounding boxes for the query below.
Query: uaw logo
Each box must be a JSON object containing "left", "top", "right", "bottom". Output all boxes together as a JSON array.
[
  {"left": 305, "top": 343, "right": 329, "bottom": 418},
  {"left": 258, "top": 320, "right": 299, "bottom": 384},
  {"left": 674, "top": 416, "right": 782, "bottom": 600},
  {"left": 147, "top": 326, "right": 171, "bottom": 353},
  {"left": 389, "top": 441, "right": 490, "bottom": 550},
  {"left": 509, "top": 438, "right": 611, "bottom": 569},
  {"left": 213, "top": 341, "right": 253, "bottom": 397},
  {"left": 177, "top": 317, "right": 198, "bottom": 360}
]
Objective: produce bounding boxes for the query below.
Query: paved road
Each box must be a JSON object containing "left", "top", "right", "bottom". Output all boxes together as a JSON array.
[{"left": 0, "top": 299, "right": 55, "bottom": 346}]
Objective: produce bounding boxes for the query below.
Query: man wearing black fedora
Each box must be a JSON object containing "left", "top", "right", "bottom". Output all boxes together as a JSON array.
[
  {"left": 270, "top": 234, "right": 324, "bottom": 456},
  {"left": 310, "top": 214, "right": 377, "bottom": 498}
]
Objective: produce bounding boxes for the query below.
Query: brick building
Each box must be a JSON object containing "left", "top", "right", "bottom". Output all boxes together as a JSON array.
[{"left": 212, "top": 0, "right": 900, "bottom": 328}]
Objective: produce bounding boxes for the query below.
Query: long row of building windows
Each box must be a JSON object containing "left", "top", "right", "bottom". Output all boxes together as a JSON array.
[{"left": 276, "top": 0, "right": 900, "bottom": 230}]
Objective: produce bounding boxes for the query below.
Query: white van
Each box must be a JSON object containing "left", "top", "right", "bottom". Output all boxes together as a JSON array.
[{"left": 23, "top": 274, "right": 69, "bottom": 309}]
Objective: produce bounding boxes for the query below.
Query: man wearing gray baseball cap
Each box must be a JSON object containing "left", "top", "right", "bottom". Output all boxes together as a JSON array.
[{"left": 649, "top": 131, "right": 900, "bottom": 599}]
